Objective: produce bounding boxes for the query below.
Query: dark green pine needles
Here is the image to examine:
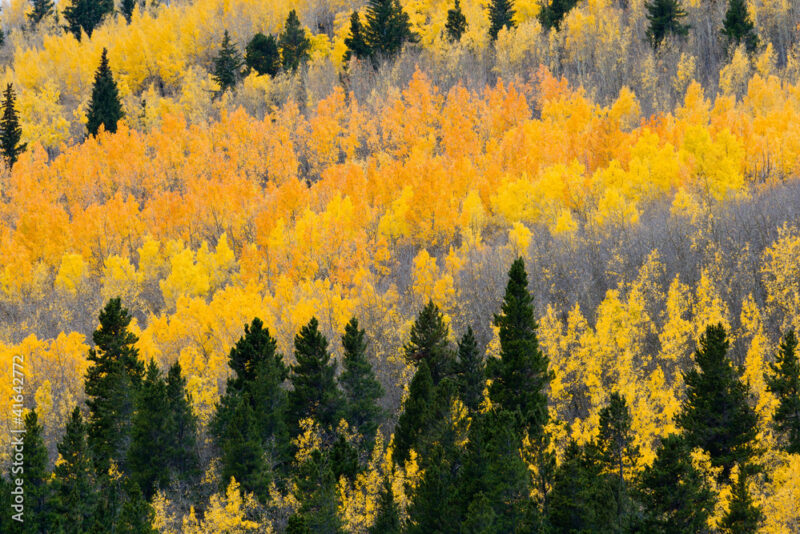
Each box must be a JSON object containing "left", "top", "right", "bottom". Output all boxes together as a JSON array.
[
  {"left": 213, "top": 30, "right": 244, "bottom": 92},
  {"left": 86, "top": 48, "right": 124, "bottom": 137},
  {"left": 0, "top": 83, "right": 26, "bottom": 168}
]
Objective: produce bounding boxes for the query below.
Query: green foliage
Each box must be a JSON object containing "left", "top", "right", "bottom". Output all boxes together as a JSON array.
[
  {"left": 636, "top": 434, "right": 714, "bottom": 533},
  {"left": 245, "top": 33, "right": 281, "bottom": 77},
  {"left": 488, "top": 0, "right": 515, "bottom": 40},
  {"left": 719, "top": 468, "right": 763, "bottom": 534},
  {"left": 62, "top": 0, "right": 113, "bottom": 40},
  {"left": 212, "top": 30, "right": 244, "bottom": 93},
  {"left": 677, "top": 324, "right": 757, "bottom": 480},
  {"left": 164, "top": 362, "right": 200, "bottom": 482},
  {"left": 392, "top": 360, "right": 435, "bottom": 466},
  {"left": 116, "top": 480, "right": 157, "bottom": 534},
  {"left": 292, "top": 449, "right": 343, "bottom": 534},
  {"left": 538, "top": 0, "right": 578, "bottom": 32},
  {"left": 722, "top": 0, "right": 758, "bottom": 53},
  {"left": 488, "top": 257, "right": 552, "bottom": 439},
  {"left": 596, "top": 392, "right": 638, "bottom": 532},
  {"left": 369, "top": 476, "right": 401, "bottom": 534},
  {"left": 765, "top": 329, "right": 800, "bottom": 454},
  {"left": 27, "top": 0, "right": 54, "bottom": 26},
  {"left": 339, "top": 317, "right": 385, "bottom": 451},
  {"left": 344, "top": 12, "right": 371, "bottom": 63},
  {"left": 0, "top": 84, "right": 26, "bottom": 169},
  {"left": 445, "top": 0, "right": 468, "bottom": 42},
  {"left": 286, "top": 513, "right": 312, "bottom": 534},
  {"left": 456, "top": 327, "right": 484, "bottom": 412},
  {"left": 85, "top": 298, "right": 143, "bottom": 475},
  {"left": 119, "top": 0, "right": 136, "bottom": 23},
  {"left": 17, "top": 411, "right": 54, "bottom": 534},
  {"left": 403, "top": 300, "right": 455, "bottom": 386},
  {"left": 279, "top": 10, "right": 310, "bottom": 72},
  {"left": 645, "top": 0, "right": 689, "bottom": 49},
  {"left": 364, "top": 0, "right": 417, "bottom": 59},
  {"left": 406, "top": 440, "right": 462, "bottom": 534},
  {"left": 52, "top": 408, "right": 97, "bottom": 534},
  {"left": 86, "top": 49, "right": 124, "bottom": 136}
]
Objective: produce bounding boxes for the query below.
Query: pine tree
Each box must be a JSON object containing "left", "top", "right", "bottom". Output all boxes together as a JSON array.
[
  {"left": 128, "top": 360, "right": 171, "bottom": 499},
  {"left": 217, "top": 397, "right": 271, "bottom": 500},
  {"left": 279, "top": 10, "right": 310, "bottom": 72},
  {"left": 392, "top": 360, "right": 435, "bottom": 466},
  {"left": 116, "top": 480, "right": 157, "bottom": 533},
  {"left": 288, "top": 317, "right": 344, "bottom": 434},
  {"left": 488, "top": 257, "right": 552, "bottom": 438},
  {"left": 344, "top": 12, "right": 371, "bottom": 63},
  {"left": 445, "top": 0, "right": 467, "bottom": 42},
  {"left": 62, "top": 0, "right": 113, "bottom": 40},
  {"left": 286, "top": 513, "right": 312, "bottom": 534},
  {"left": 596, "top": 392, "right": 639, "bottom": 532},
  {"left": 765, "top": 330, "right": 800, "bottom": 454},
  {"left": 538, "top": 0, "right": 580, "bottom": 32},
  {"left": 245, "top": 33, "right": 281, "bottom": 76},
  {"left": 292, "top": 449, "right": 342, "bottom": 534},
  {"left": 330, "top": 433, "right": 359, "bottom": 481},
  {"left": 364, "top": 0, "right": 417, "bottom": 59},
  {"left": 406, "top": 440, "right": 462, "bottom": 534},
  {"left": 119, "top": 0, "right": 136, "bottom": 24},
  {"left": 719, "top": 468, "right": 763, "bottom": 534},
  {"left": 456, "top": 327, "right": 484, "bottom": 412},
  {"left": 86, "top": 49, "right": 124, "bottom": 136},
  {"left": 85, "top": 298, "right": 144, "bottom": 475},
  {"left": 52, "top": 408, "right": 97, "bottom": 534},
  {"left": 0, "top": 84, "right": 26, "bottom": 169},
  {"left": 27, "top": 0, "right": 54, "bottom": 26},
  {"left": 17, "top": 411, "right": 54, "bottom": 533},
  {"left": 636, "top": 434, "right": 714, "bottom": 533},
  {"left": 403, "top": 300, "right": 455, "bottom": 386},
  {"left": 722, "top": 0, "right": 758, "bottom": 53},
  {"left": 212, "top": 30, "right": 244, "bottom": 93},
  {"left": 488, "top": 0, "right": 515, "bottom": 40},
  {"left": 339, "top": 318, "right": 385, "bottom": 451},
  {"left": 369, "top": 476, "right": 401, "bottom": 534},
  {"left": 164, "top": 362, "right": 200, "bottom": 482},
  {"left": 645, "top": 0, "right": 689, "bottom": 49},
  {"left": 677, "top": 324, "right": 757, "bottom": 480}
]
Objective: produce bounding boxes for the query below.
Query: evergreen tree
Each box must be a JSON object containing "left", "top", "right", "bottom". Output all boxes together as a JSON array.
[
  {"left": 245, "top": 33, "right": 281, "bottom": 76},
  {"left": 722, "top": 0, "right": 758, "bottom": 53},
  {"left": 217, "top": 397, "right": 271, "bottom": 500},
  {"left": 339, "top": 318, "right": 385, "bottom": 451},
  {"left": 16, "top": 411, "right": 54, "bottom": 533},
  {"left": 406, "top": 440, "right": 462, "bottom": 534},
  {"left": 488, "top": 0, "right": 515, "bottom": 40},
  {"left": 645, "top": 0, "right": 689, "bottom": 49},
  {"left": 279, "top": 10, "right": 310, "bottom": 72},
  {"left": 369, "top": 475, "right": 401, "bottom": 534},
  {"left": 128, "top": 360, "right": 171, "bottom": 499},
  {"left": 456, "top": 327, "right": 484, "bottom": 412},
  {"left": 212, "top": 30, "right": 244, "bottom": 93},
  {"left": 637, "top": 434, "right": 714, "bottom": 533},
  {"left": 288, "top": 317, "right": 344, "bottom": 434},
  {"left": 765, "top": 330, "right": 800, "bottom": 454},
  {"left": 27, "top": 0, "right": 54, "bottom": 26},
  {"left": 488, "top": 257, "right": 552, "bottom": 438},
  {"left": 445, "top": 0, "right": 467, "bottom": 42},
  {"left": 85, "top": 298, "right": 144, "bottom": 475},
  {"left": 344, "top": 12, "right": 371, "bottom": 63},
  {"left": 538, "top": 0, "right": 580, "bottom": 32},
  {"left": 119, "top": 0, "right": 136, "bottom": 24},
  {"left": 293, "top": 449, "right": 342, "bottom": 534},
  {"left": 392, "top": 360, "right": 435, "bottom": 466},
  {"left": 330, "top": 433, "right": 360, "bottom": 481},
  {"left": 596, "top": 392, "right": 639, "bottom": 532},
  {"left": 62, "top": 0, "right": 113, "bottom": 40},
  {"left": 286, "top": 513, "right": 312, "bottom": 534},
  {"left": 0, "top": 83, "right": 26, "bottom": 169},
  {"left": 403, "top": 300, "right": 455, "bottom": 386},
  {"left": 677, "top": 324, "right": 757, "bottom": 480},
  {"left": 52, "top": 408, "right": 97, "bottom": 534},
  {"left": 364, "top": 0, "right": 417, "bottom": 59},
  {"left": 164, "top": 362, "right": 200, "bottom": 482},
  {"left": 719, "top": 468, "right": 763, "bottom": 534},
  {"left": 86, "top": 49, "right": 124, "bottom": 136},
  {"left": 116, "top": 480, "right": 157, "bottom": 534}
]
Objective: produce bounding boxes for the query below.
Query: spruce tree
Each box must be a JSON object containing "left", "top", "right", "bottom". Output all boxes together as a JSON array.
[
  {"left": 119, "top": 0, "right": 136, "bottom": 24},
  {"left": 344, "top": 12, "right": 371, "bottom": 63},
  {"left": 488, "top": 0, "right": 515, "bottom": 40},
  {"left": 62, "top": 0, "right": 113, "bottom": 40},
  {"left": 128, "top": 360, "right": 171, "bottom": 499},
  {"left": 722, "top": 0, "right": 758, "bottom": 53},
  {"left": 765, "top": 330, "right": 800, "bottom": 454},
  {"left": 27, "top": 0, "right": 54, "bottom": 26},
  {"left": 116, "top": 480, "right": 157, "bottom": 534},
  {"left": 292, "top": 449, "right": 342, "bottom": 534},
  {"left": 245, "top": 33, "right": 281, "bottom": 76},
  {"left": 719, "top": 468, "right": 763, "bottom": 534},
  {"left": 18, "top": 411, "right": 54, "bottom": 533},
  {"left": 677, "top": 323, "right": 757, "bottom": 480},
  {"left": 288, "top": 317, "right": 344, "bottom": 433},
  {"left": 637, "top": 434, "right": 714, "bottom": 533},
  {"left": 85, "top": 298, "right": 144, "bottom": 475},
  {"left": 392, "top": 360, "right": 435, "bottom": 466},
  {"left": 0, "top": 84, "right": 26, "bottom": 169},
  {"left": 369, "top": 475, "right": 401, "bottom": 534},
  {"left": 212, "top": 30, "right": 244, "bottom": 93},
  {"left": 164, "top": 362, "right": 200, "bottom": 482},
  {"left": 645, "top": 0, "right": 689, "bottom": 49},
  {"left": 286, "top": 513, "right": 312, "bottom": 534},
  {"left": 52, "top": 408, "right": 97, "bottom": 534},
  {"left": 445, "top": 0, "right": 467, "bottom": 42},
  {"left": 538, "top": 0, "right": 580, "bottom": 32},
  {"left": 488, "top": 257, "right": 552, "bottom": 438},
  {"left": 364, "top": 0, "right": 417, "bottom": 59},
  {"left": 86, "top": 49, "right": 124, "bottom": 136},
  {"left": 403, "top": 300, "right": 455, "bottom": 386},
  {"left": 406, "top": 440, "right": 462, "bottom": 534},
  {"left": 455, "top": 327, "right": 485, "bottom": 412},
  {"left": 339, "top": 318, "right": 385, "bottom": 451},
  {"left": 217, "top": 397, "right": 271, "bottom": 500},
  {"left": 279, "top": 10, "right": 311, "bottom": 72}
]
